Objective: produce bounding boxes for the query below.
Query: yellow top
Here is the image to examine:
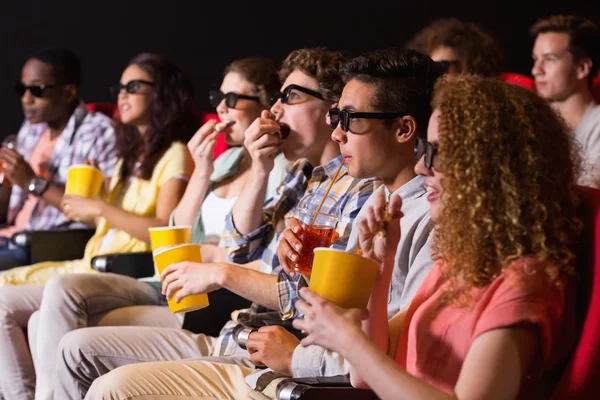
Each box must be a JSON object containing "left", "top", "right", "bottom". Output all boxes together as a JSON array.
[{"left": 0, "top": 142, "right": 193, "bottom": 286}]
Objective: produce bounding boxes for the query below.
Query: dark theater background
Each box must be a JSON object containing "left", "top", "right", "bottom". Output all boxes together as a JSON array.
[{"left": 0, "top": 0, "right": 597, "bottom": 136}]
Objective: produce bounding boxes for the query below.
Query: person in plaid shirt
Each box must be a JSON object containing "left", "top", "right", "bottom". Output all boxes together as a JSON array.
[
  {"left": 53, "top": 48, "right": 379, "bottom": 399},
  {"left": 87, "top": 48, "right": 442, "bottom": 399},
  {"left": 0, "top": 48, "right": 117, "bottom": 269}
]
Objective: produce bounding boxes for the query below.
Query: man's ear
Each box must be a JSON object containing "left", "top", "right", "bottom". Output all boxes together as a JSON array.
[
  {"left": 575, "top": 57, "right": 593, "bottom": 82},
  {"left": 62, "top": 84, "right": 79, "bottom": 104},
  {"left": 395, "top": 115, "right": 417, "bottom": 144}
]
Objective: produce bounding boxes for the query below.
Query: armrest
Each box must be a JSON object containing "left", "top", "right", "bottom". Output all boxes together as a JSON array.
[
  {"left": 182, "top": 288, "right": 252, "bottom": 336},
  {"left": 91, "top": 252, "right": 155, "bottom": 279},
  {"left": 12, "top": 228, "right": 96, "bottom": 264},
  {"left": 276, "top": 376, "right": 378, "bottom": 400}
]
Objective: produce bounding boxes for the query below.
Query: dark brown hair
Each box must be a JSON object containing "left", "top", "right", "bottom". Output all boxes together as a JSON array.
[
  {"left": 223, "top": 57, "right": 280, "bottom": 108},
  {"left": 341, "top": 48, "right": 444, "bottom": 139},
  {"left": 406, "top": 18, "right": 503, "bottom": 77},
  {"left": 116, "top": 52, "right": 198, "bottom": 181},
  {"left": 278, "top": 48, "right": 349, "bottom": 102},
  {"left": 530, "top": 14, "right": 600, "bottom": 85}
]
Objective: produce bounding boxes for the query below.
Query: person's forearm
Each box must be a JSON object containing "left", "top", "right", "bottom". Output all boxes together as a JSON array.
[
  {"left": 41, "top": 183, "right": 65, "bottom": 210},
  {"left": 230, "top": 168, "right": 269, "bottom": 235},
  {"left": 344, "top": 332, "right": 454, "bottom": 400},
  {"left": 200, "top": 244, "right": 227, "bottom": 263},
  {"left": 99, "top": 201, "right": 169, "bottom": 244},
  {"left": 362, "top": 254, "right": 395, "bottom": 354},
  {"left": 173, "top": 169, "right": 211, "bottom": 226},
  {"left": 216, "top": 263, "right": 279, "bottom": 309}
]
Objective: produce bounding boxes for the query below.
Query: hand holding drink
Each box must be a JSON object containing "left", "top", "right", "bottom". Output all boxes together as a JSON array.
[
  {"left": 0, "top": 135, "right": 18, "bottom": 186},
  {"left": 278, "top": 159, "right": 346, "bottom": 277},
  {"left": 283, "top": 213, "right": 339, "bottom": 276},
  {"left": 0, "top": 135, "right": 37, "bottom": 189}
]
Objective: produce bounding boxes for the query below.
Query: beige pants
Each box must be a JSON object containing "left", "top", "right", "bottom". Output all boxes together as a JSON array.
[{"left": 89, "top": 360, "right": 284, "bottom": 400}]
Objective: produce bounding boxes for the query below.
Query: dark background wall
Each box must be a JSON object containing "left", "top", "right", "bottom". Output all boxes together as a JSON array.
[{"left": 0, "top": 0, "right": 597, "bottom": 136}]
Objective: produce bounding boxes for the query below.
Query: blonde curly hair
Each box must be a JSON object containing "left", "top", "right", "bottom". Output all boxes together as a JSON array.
[{"left": 431, "top": 75, "right": 582, "bottom": 302}]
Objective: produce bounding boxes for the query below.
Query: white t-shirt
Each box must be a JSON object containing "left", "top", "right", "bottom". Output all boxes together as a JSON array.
[
  {"left": 199, "top": 191, "right": 238, "bottom": 244},
  {"left": 573, "top": 103, "right": 600, "bottom": 187}
]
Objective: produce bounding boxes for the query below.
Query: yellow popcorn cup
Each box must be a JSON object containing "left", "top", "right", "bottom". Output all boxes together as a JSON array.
[
  {"left": 148, "top": 226, "right": 192, "bottom": 251},
  {"left": 153, "top": 243, "right": 209, "bottom": 313},
  {"left": 65, "top": 165, "right": 104, "bottom": 197},
  {"left": 308, "top": 248, "right": 379, "bottom": 309}
]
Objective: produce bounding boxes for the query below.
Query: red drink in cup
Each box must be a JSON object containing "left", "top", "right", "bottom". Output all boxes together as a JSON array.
[
  {"left": 290, "top": 207, "right": 339, "bottom": 275},
  {"left": 292, "top": 224, "right": 337, "bottom": 275},
  {"left": 290, "top": 158, "right": 346, "bottom": 275}
]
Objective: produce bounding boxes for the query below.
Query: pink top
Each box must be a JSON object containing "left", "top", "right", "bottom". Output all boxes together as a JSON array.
[
  {"left": 395, "top": 257, "right": 576, "bottom": 398},
  {"left": 0, "top": 129, "right": 58, "bottom": 238}
]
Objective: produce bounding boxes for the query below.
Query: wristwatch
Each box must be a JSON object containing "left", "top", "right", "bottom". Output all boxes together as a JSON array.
[{"left": 28, "top": 176, "right": 49, "bottom": 196}]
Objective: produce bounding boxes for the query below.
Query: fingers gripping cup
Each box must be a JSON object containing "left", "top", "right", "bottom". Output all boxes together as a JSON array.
[
  {"left": 65, "top": 165, "right": 104, "bottom": 197},
  {"left": 148, "top": 225, "right": 192, "bottom": 284},
  {"left": 308, "top": 248, "right": 379, "bottom": 309},
  {"left": 153, "top": 244, "right": 209, "bottom": 313},
  {"left": 291, "top": 208, "right": 339, "bottom": 275},
  {"left": 290, "top": 191, "right": 341, "bottom": 275}
]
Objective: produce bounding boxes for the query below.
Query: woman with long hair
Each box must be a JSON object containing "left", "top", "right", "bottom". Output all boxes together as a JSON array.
[
  {"left": 0, "top": 52, "right": 195, "bottom": 400},
  {"left": 28, "top": 57, "right": 290, "bottom": 400},
  {"left": 294, "top": 75, "right": 582, "bottom": 400}
]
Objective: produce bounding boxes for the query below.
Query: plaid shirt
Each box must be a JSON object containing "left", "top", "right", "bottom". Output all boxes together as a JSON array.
[
  {"left": 7, "top": 103, "right": 118, "bottom": 230},
  {"left": 222, "top": 155, "right": 380, "bottom": 273},
  {"left": 212, "top": 156, "right": 380, "bottom": 355}
]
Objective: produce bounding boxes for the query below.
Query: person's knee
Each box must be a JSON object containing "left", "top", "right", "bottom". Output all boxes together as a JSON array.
[
  {"left": 0, "top": 286, "right": 22, "bottom": 322},
  {"left": 43, "top": 274, "right": 88, "bottom": 307},
  {"left": 91, "top": 364, "right": 140, "bottom": 398},
  {"left": 58, "top": 329, "right": 96, "bottom": 368}
]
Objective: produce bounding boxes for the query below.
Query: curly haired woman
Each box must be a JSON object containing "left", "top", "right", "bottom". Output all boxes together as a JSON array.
[{"left": 295, "top": 75, "right": 582, "bottom": 400}]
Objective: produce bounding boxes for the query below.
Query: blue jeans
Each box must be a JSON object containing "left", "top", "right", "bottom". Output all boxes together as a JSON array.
[{"left": 0, "top": 236, "right": 30, "bottom": 271}]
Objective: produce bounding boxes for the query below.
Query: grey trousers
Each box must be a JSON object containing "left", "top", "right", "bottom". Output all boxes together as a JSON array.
[{"left": 27, "top": 273, "right": 182, "bottom": 400}]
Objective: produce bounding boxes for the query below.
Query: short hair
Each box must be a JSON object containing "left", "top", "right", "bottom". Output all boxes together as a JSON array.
[
  {"left": 278, "top": 48, "right": 349, "bottom": 103},
  {"left": 530, "top": 14, "right": 600, "bottom": 85},
  {"left": 27, "top": 48, "right": 82, "bottom": 86},
  {"left": 406, "top": 18, "right": 503, "bottom": 77},
  {"left": 341, "top": 48, "right": 445, "bottom": 138},
  {"left": 224, "top": 57, "right": 280, "bottom": 108}
]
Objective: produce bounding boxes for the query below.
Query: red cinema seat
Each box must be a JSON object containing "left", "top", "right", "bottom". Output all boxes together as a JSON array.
[
  {"left": 551, "top": 186, "right": 600, "bottom": 399},
  {"left": 501, "top": 72, "right": 536, "bottom": 91}
]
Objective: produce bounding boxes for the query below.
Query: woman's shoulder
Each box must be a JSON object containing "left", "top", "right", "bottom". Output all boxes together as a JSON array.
[
  {"left": 154, "top": 141, "right": 193, "bottom": 167},
  {"left": 162, "top": 141, "right": 189, "bottom": 158},
  {"left": 490, "top": 256, "right": 571, "bottom": 301}
]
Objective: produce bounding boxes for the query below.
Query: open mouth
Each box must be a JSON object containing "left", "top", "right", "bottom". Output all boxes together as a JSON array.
[
  {"left": 215, "top": 119, "right": 234, "bottom": 132},
  {"left": 278, "top": 123, "right": 291, "bottom": 139}
]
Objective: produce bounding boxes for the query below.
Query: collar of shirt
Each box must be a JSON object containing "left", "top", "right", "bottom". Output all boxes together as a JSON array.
[
  {"left": 394, "top": 175, "right": 426, "bottom": 201},
  {"left": 312, "top": 155, "right": 347, "bottom": 183},
  {"left": 18, "top": 102, "right": 89, "bottom": 157}
]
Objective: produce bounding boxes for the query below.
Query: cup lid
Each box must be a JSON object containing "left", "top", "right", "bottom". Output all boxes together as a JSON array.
[
  {"left": 152, "top": 242, "right": 199, "bottom": 256},
  {"left": 295, "top": 191, "right": 342, "bottom": 217},
  {"left": 68, "top": 164, "right": 102, "bottom": 171},
  {"left": 148, "top": 225, "right": 193, "bottom": 232}
]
